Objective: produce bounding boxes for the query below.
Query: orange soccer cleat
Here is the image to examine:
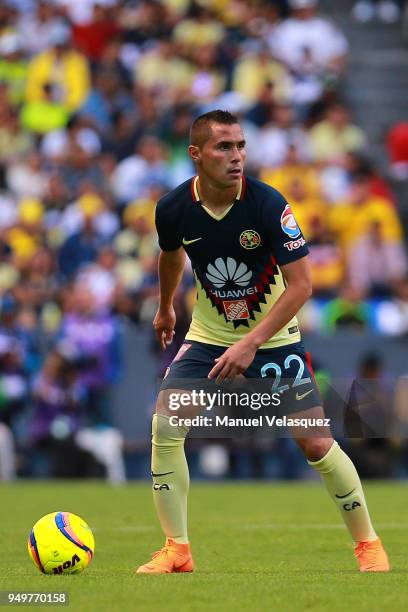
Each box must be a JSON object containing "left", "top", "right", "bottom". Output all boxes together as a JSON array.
[
  {"left": 136, "top": 538, "right": 194, "bottom": 574},
  {"left": 354, "top": 538, "right": 390, "bottom": 572}
]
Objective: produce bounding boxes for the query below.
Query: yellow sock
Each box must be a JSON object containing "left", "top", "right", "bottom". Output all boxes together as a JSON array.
[
  {"left": 308, "top": 441, "right": 377, "bottom": 543},
  {"left": 151, "top": 414, "right": 190, "bottom": 544}
]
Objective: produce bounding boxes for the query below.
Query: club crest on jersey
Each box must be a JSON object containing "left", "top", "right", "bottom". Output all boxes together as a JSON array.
[
  {"left": 206, "top": 257, "right": 252, "bottom": 288},
  {"left": 280, "top": 205, "right": 301, "bottom": 239},
  {"left": 239, "top": 230, "right": 261, "bottom": 250}
]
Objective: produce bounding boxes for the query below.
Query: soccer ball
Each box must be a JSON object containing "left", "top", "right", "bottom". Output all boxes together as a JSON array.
[{"left": 28, "top": 512, "right": 95, "bottom": 575}]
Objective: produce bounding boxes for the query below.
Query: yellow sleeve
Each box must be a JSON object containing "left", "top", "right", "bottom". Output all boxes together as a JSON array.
[
  {"left": 25, "top": 52, "right": 52, "bottom": 102},
  {"left": 368, "top": 200, "right": 404, "bottom": 242},
  {"left": 328, "top": 203, "right": 351, "bottom": 244},
  {"left": 65, "top": 52, "right": 90, "bottom": 110}
]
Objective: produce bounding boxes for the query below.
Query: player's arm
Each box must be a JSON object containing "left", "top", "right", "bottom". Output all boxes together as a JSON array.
[
  {"left": 154, "top": 195, "right": 184, "bottom": 349},
  {"left": 154, "top": 248, "right": 186, "bottom": 350},
  {"left": 208, "top": 256, "right": 311, "bottom": 381},
  {"left": 243, "top": 256, "right": 311, "bottom": 348}
]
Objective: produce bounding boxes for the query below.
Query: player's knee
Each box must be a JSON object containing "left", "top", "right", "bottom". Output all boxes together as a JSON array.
[
  {"left": 152, "top": 413, "right": 189, "bottom": 445},
  {"left": 298, "top": 437, "right": 334, "bottom": 461}
]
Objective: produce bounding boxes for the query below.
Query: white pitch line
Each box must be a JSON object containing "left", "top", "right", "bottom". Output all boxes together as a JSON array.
[
  {"left": 92, "top": 526, "right": 155, "bottom": 533},
  {"left": 244, "top": 523, "right": 408, "bottom": 530},
  {"left": 97, "top": 523, "right": 408, "bottom": 533}
]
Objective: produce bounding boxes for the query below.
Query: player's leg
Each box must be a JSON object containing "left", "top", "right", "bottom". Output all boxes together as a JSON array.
[
  {"left": 136, "top": 391, "right": 194, "bottom": 574},
  {"left": 250, "top": 343, "right": 389, "bottom": 572},
  {"left": 151, "top": 397, "right": 190, "bottom": 545},
  {"left": 0, "top": 423, "right": 16, "bottom": 480},
  {"left": 293, "top": 413, "right": 390, "bottom": 572},
  {"left": 136, "top": 341, "right": 221, "bottom": 574}
]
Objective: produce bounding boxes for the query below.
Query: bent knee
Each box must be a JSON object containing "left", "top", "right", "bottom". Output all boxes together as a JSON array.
[
  {"left": 152, "top": 412, "right": 189, "bottom": 442},
  {"left": 297, "top": 437, "right": 334, "bottom": 461}
]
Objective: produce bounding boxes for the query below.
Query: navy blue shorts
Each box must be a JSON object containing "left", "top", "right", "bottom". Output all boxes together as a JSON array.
[{"left": 160, "top": 340, "right": 321, "bottom": 415}]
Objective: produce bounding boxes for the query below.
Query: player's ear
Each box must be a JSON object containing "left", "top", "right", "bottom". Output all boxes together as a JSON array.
[{"left": 188, "top": 144, "right": 201, "bottom": 164}]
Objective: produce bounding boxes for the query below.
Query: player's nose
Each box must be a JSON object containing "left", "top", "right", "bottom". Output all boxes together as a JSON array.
[{"left": 231, "top": 146, "right": 243, "bottom": 161}]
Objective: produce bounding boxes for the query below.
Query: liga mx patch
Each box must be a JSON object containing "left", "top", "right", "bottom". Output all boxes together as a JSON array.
[
  {"left": 280, "top": 204, "right": 301, "bottom": 239},
  {"left": 173, "top": 343, "right": 192, "bottom": 362},
  {"left": 223, "top": 299, "right": 250, "bottom": 320}
]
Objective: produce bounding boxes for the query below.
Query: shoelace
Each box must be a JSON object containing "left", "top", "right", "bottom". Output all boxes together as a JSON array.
[
  {"left": 151, "top": 546, "right": 170, "bottom": 560},
  {"left": 355, "top": 541, "right": 378, "bottom": 559}
]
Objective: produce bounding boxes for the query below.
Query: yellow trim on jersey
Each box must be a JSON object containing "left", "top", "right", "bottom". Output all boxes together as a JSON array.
[
  {"left": 185, "top": 330, "right": 301, "bottom": 350},
  {"left": 202, "top": 203, "right": 234, "bottom": 220},
  {"left": 236, "top": 178, "right": 243, "bottom": 200},
  {"left": 193, "top": 175, "right": 199, "bottom": 201},
  {"left": 192, "top": 176, "right": 243, "bottom": 221}
]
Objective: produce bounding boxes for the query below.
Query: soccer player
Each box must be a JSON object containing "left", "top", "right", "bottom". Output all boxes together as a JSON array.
[{"left": 136, "top": 110, "right": 389, "bottom": 574}]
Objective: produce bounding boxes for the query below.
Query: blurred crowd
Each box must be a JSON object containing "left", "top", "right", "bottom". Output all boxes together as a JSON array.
[{"left": 0, "top": 0, "right": 407, "bottom": 479}]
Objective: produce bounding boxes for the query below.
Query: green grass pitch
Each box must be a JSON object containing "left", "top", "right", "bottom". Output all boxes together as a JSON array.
[{"left": 1, "top": 481, "right": 407, "bottom": 611}]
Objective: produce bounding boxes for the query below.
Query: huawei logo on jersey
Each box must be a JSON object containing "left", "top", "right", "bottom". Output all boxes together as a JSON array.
[
  {"left": 196, "top": 253, "right": 279, "bottom": 329},
  {"left": 206, "top": 257, "right": 252, "bottom": 288}
]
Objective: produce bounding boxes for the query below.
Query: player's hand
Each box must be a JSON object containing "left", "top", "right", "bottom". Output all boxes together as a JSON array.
[
  {"left": 208, "top": 339, "right": 257, "bottom": 383},
  {"left": 153, "top": 306, "right": 176, "bottom": 350}
]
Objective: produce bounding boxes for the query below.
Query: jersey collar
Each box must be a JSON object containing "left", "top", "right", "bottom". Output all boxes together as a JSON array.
[{"left": 191, "top": 175, "right": 246, "bottom": 203}]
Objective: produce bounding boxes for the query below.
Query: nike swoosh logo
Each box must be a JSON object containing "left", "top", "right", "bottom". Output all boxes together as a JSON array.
[
  {"left": 295, "top": 389, "right": 313, "bottom": 401},
  {"left": 151, "top": 471, "right": 174, "bottom": 478},
  {"left": 335, "top": 488, "right": 356, "bottom": 499},
  {"left": 182, "top": 237, "right": 202, "bottom": 245}
]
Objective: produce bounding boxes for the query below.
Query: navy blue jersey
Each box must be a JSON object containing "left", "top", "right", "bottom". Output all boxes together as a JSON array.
[{"left": 155, "top": 175, "right": 308, "bottom": 348}]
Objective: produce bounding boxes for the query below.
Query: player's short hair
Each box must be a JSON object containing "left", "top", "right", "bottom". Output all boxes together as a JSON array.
[{"left": 190, "top": 110, "right": 239, "bottom": 147}]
